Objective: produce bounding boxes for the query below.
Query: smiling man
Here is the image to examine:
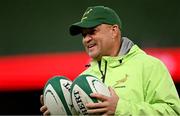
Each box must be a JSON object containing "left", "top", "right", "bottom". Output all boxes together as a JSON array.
[
  {"left": 69, "top": 5, "right": 180, "bottom": 115},
  {"left": 40, "top": 6, "right": 180, "bottom": 115}
]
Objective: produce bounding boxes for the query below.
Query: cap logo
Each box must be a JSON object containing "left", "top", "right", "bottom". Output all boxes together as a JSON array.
[{"left": 81, "top": 8, "right": 93, "bottom": 22}]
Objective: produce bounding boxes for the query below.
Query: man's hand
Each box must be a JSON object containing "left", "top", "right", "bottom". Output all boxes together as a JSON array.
[
  {"left": 86, "top": 87, "right": 119, "bottom": 115},
  {"left": 40, "top": 95, "right": 50, "bottom": 116}
]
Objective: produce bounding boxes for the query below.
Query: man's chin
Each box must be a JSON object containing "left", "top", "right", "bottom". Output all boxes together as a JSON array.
[
  {"left": 88, "top": 53, "right": 97, "bottom": 58},
  {"left": 89, "top": 53, "right": 101, "bottom": 60}
]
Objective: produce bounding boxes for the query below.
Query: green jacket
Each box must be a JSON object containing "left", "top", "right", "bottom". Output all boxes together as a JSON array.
[{"left": 81, "top": 37, "right": 180, "bottom": 115}]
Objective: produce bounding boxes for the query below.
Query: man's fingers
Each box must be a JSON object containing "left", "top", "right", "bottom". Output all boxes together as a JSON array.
[
  {"left": 90, "top": 93, "right": 108, "bottom": 102},
  {"left": 87, "top": 107, "right": 107, "bottom": 114},
  {"left": 86, "top": 102, "right": 108, "bottom": 109},
  {"left": 86, "top": 102, "right": 108, "bottom": 115},
  {"left": 40, "top": 105, "right": 50, "bottom": 115},
  {"left": 40, "top": 105, "right": 47, "bottom": 113},
  {"left": 40, "top": 95, "right": 50, "bottom": 115},
  {"left": 40, "top": 95, "right": 44, "bottom": 105},
  {"left": 44, "top": 110, "right": 50, "bottom": 116}
]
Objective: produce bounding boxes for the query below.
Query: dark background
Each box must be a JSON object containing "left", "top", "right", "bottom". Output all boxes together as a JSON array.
[{"left": 0, "top": 0, "right": 179, "bottom": 114}]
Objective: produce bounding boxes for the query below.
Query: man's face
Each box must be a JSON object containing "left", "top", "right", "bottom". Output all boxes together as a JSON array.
[{"left": 82, "top": 24, "right": 117, "bottom": 59}]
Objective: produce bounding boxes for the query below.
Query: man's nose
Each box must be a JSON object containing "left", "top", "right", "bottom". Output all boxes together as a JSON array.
[{"left": 84, "top": 34, "right": 92, "bottom": 43}]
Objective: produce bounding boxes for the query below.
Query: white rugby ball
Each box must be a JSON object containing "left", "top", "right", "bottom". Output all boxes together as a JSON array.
[
  {"left": 70, "top": 74, "right": 111, "bottom": 115},
  {"left": 43, "top": 76, "right": 77, "bottom": 115}
]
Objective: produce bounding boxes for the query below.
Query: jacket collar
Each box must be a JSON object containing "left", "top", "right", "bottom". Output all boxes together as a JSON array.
[{"left": 119, "top": 37, "right": 134, "bottom": 56}]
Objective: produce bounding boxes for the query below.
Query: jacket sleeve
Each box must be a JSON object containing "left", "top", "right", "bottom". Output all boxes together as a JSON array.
[{"left": 115, "top": 59, "right": 180, "bottom": 116}]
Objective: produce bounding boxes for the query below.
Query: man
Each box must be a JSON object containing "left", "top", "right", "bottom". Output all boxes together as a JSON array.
[{"left": 40, "top": 6, "right": 180, "bottom": 115}]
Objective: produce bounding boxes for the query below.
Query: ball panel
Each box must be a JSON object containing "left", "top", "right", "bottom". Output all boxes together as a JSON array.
[
  {"left": 71, "top": 75, "right": 98, "bottom": 103},
  {"left": 47, "top": 76, "right": 72, "bottom": 114},
  {"left": 44, "top": 84, "right": 67, "bottom": 115},
  {"left": 89, "top": 78, "right": 110, "bottom": 97},
  {"left": 43, "top": 76, "right": 77, "bottom": 115},
  {"left": 86, "top": 76, "right": 99, "bottom": 93},
  {"left": 71, "top": 84, "right": 94, "bottom": 115},
  {"left": 60, "top": 79, "right": 73, "bottom": 114}
]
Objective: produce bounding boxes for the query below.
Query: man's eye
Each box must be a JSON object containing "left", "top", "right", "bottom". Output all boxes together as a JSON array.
[
  {"left": 81, "top": 29, "right": 96, "bottom": 37},
  {"left": 89, "top": 29, "right": 95, "bottom": 35},
  {"left": 82, "top": 33, "right": 87, "bottom": 37}
]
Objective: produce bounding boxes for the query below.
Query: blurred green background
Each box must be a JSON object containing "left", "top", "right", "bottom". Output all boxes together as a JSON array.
[
  {"left": 0, "top": 0, "right": 179, "bottom": 114},
  {"left": 0, "top": 0, "right": 180, "bottom": 56}
]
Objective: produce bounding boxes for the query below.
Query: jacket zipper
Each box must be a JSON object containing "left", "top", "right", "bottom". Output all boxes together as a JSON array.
[{"left": 98, "top": 60, "right": 107, "bottom": 83}]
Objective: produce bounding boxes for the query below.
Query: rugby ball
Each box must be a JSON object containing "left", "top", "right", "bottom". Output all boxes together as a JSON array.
[
  {"left": 43, "top": 76, "right": 77, "bottom": 115},
  {"left": 70, "top": 74, "right": 111, "bottom": 115}
]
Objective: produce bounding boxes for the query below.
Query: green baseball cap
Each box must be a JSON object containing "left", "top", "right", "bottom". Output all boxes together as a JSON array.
[{"left": 69, "top": 6, "right": 122, "bottom": 36}]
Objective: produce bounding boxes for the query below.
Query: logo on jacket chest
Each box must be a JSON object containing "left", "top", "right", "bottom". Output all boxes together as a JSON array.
[{"left": 112, "top": 74, "right": 128, "bottom": 88}]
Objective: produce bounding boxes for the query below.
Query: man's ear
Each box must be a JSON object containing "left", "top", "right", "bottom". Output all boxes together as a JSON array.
[{"left": 112, "top": 24, "right": 120, "bottom": 38}]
